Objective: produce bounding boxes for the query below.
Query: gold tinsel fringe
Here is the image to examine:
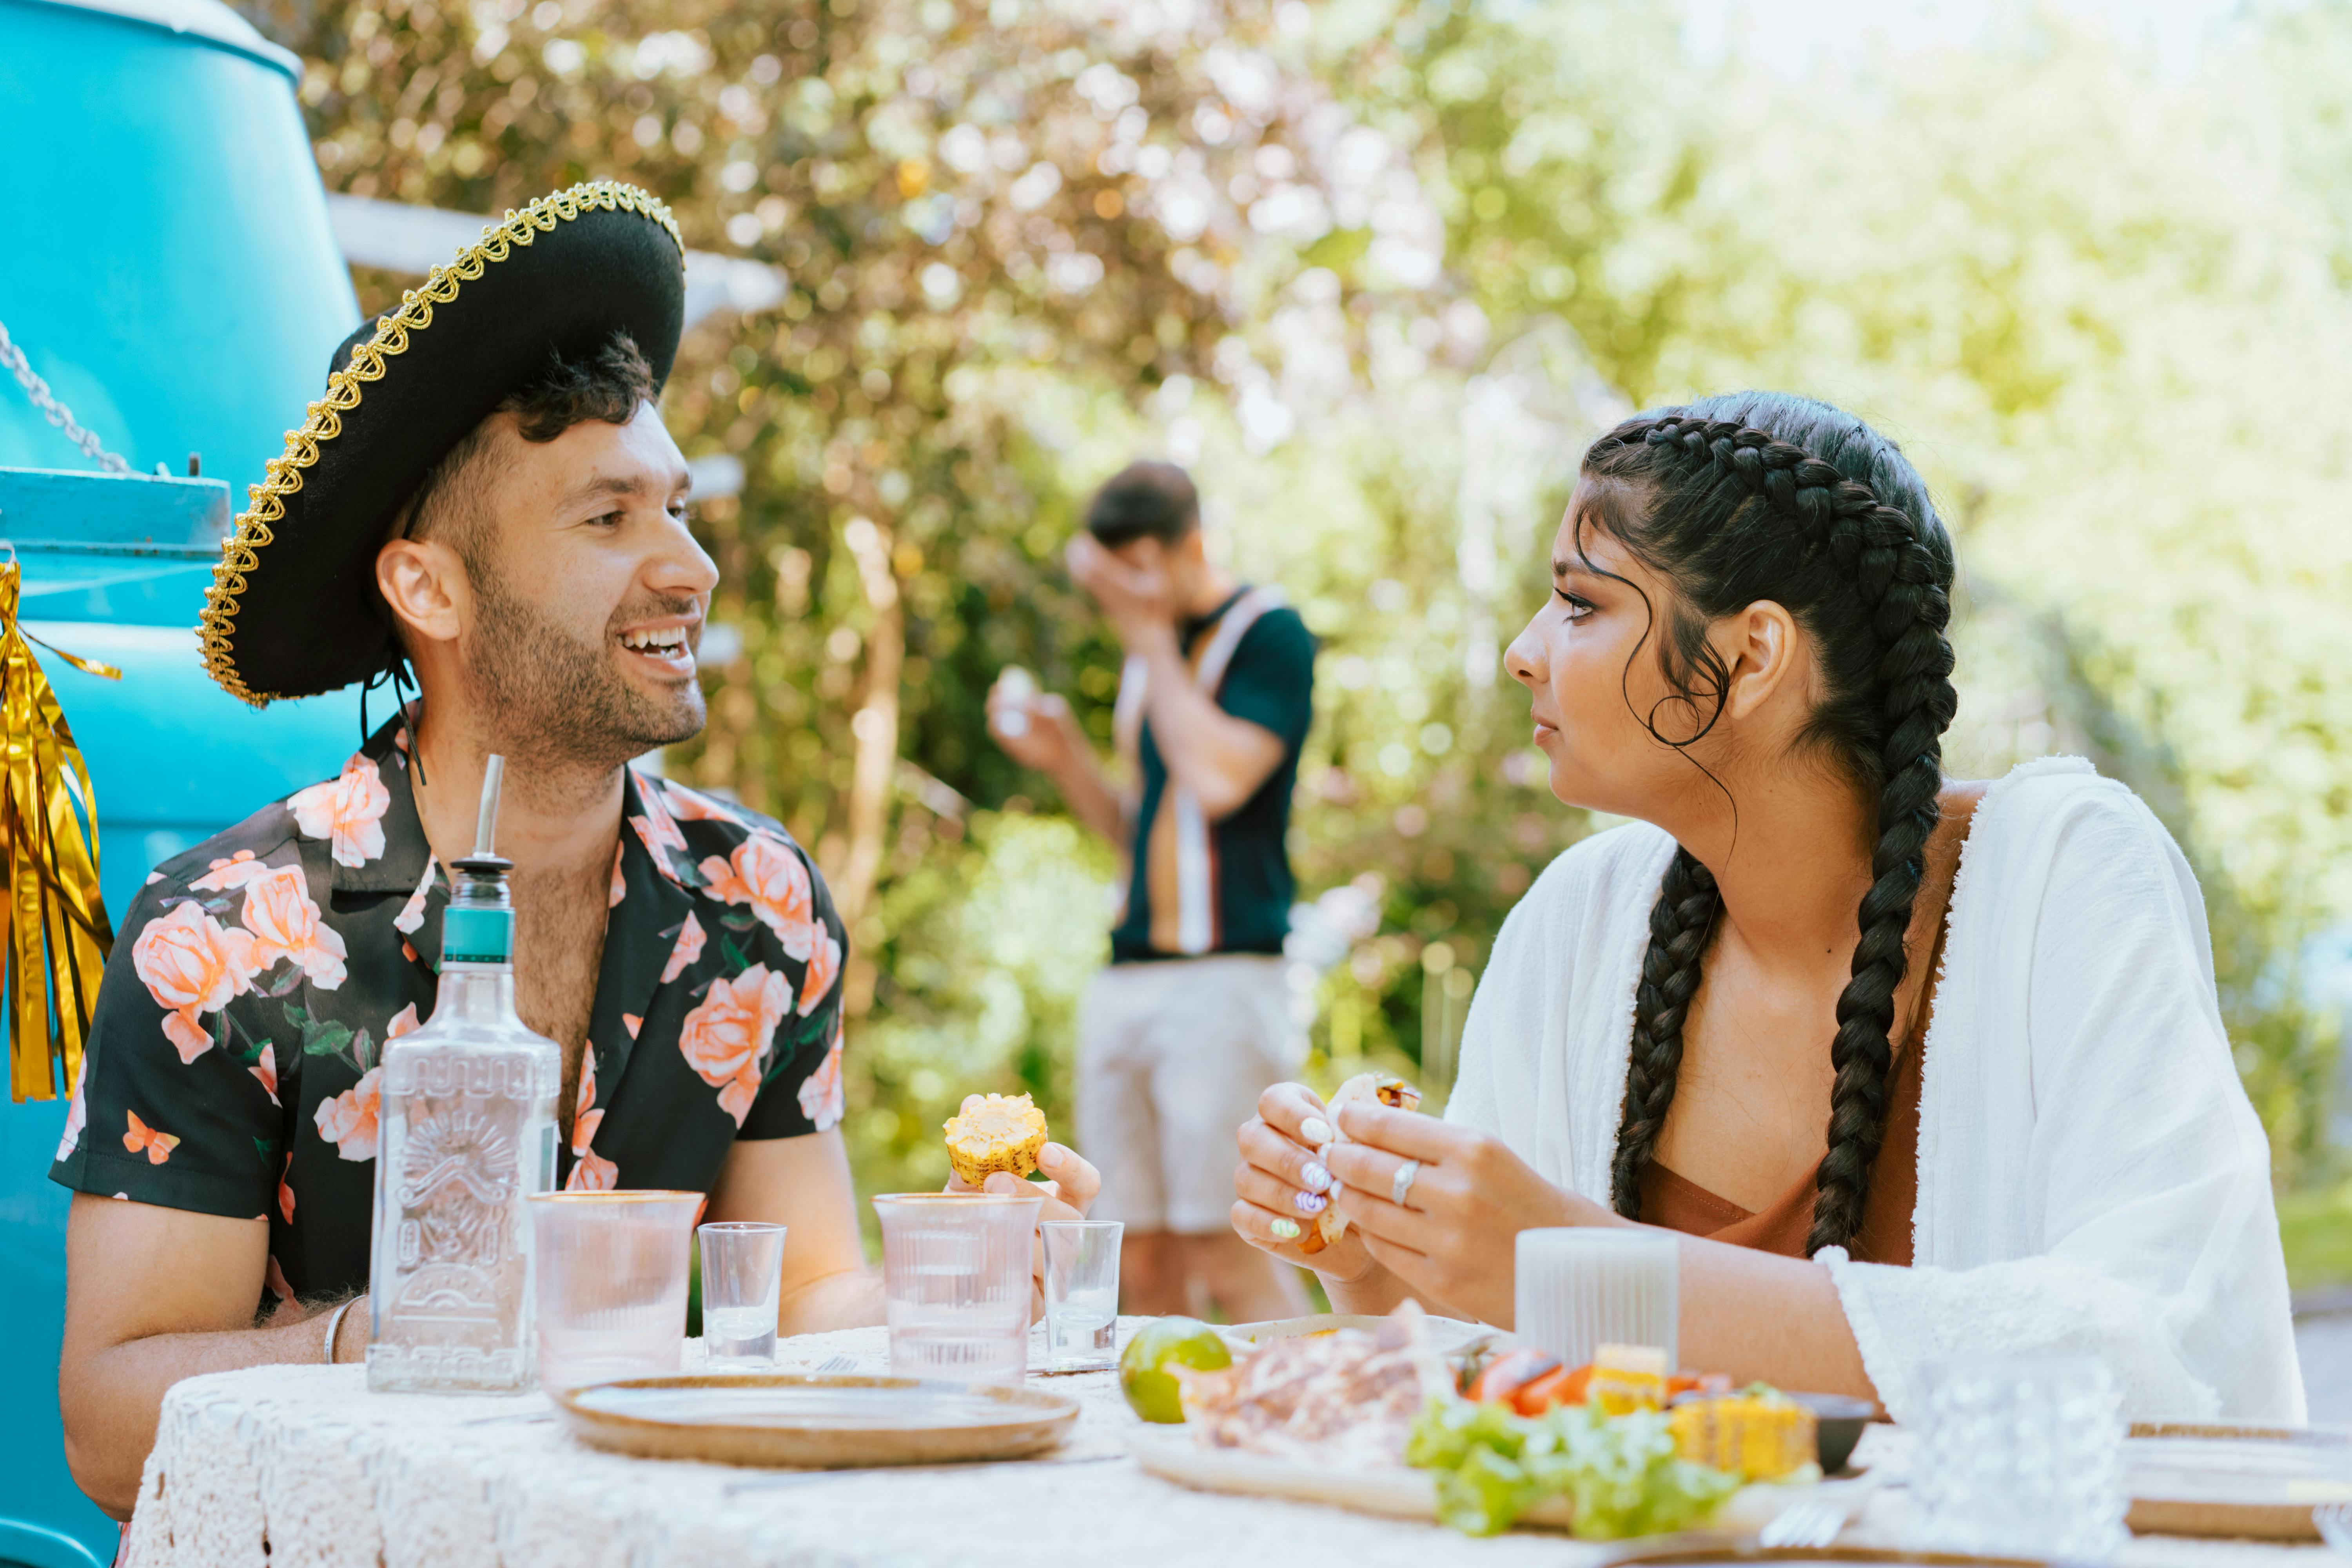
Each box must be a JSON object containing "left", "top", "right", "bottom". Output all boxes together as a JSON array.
[{"left": 1, "top": 555, "right": 116, "bottom": 1102}]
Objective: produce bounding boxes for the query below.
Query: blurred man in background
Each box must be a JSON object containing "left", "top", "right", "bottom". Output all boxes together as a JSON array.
[{"left": 988, "top": 461, "right": 1316, "bottom": 1320}]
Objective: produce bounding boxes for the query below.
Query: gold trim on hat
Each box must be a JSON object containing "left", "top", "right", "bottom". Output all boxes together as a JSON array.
[{"left": 199, "top": 180, "right": 685, "bottom": 707}]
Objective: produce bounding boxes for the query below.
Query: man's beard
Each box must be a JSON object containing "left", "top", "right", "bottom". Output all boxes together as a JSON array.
[{"left": 463, "top": 563, "right": 705, "bottom": 772}]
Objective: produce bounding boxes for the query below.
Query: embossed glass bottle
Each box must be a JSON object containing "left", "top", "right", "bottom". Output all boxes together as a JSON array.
[{"left": 367, "top": 759, "right": 561, "bottom": 1393}]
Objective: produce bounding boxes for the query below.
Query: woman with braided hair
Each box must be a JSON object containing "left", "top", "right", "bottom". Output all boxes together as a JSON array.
[{"left": 1232, "top": 392, "right": 2302, "bottom": 1420}]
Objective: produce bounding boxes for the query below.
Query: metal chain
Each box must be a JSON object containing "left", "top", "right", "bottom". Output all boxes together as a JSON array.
[{"left": 0, "top": 318, "right": 132, "bottom": 475}]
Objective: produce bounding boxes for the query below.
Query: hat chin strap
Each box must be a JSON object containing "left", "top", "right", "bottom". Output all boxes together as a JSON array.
[{"left": 358, "top": 655, "right": 426, "bottom": 786}]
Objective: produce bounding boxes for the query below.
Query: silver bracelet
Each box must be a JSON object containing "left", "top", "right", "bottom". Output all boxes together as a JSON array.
[{"left": 322, "top": 1297, "right": 359, "bottom": 1365}]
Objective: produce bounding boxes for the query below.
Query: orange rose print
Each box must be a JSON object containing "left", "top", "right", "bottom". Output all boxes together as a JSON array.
[
  {"left": 265, "top": 1253, "right": 294, "bottom": 1303},
  {"left": 189, "top": 849, "right": 275, "bottom": 893},
  {"left": 565, "top": 1147, "right": 619, "bottom": 1191},
  {"left": 278, "top": 1153, "right": 296, "bottom": 1225},
  {"left": 661, "top": 911, "right": 706, "bottom": 983},
  {"left": 251, "top": 1043, "right": 279, "bottom": 1107},
  {"left": 609, "top": 841, "right": 626, "bottom": 908},
  {"left": 699, "top": 835, "right": 816, "bottom": 958},
  {"left": 798, "top": 929, "right": 841, "bottom": 1016},
  {"left": 631, "top": 776, "right": 688, "bottom": 880},
  {"left": 394, "top": 857, "right": 436, "bottom": 935},
  {"left": 314, "top": 1067, "right": 382, "bottom": 1162},
  {"left": 677, "top": 964, "right": 791, "bottom": 1127},
  {"left": 665, "top": 783, "right": 748, "bottom": 826},
  {"left": 288, "top": 753, "right": 391, "bottom": 868},
  {"left": 132, "top": 902, "right": 259, "bottom": 1063},
  {"left": 54, "top": 1070, "right": 86, "bottom": 1161},
  {"left": 123, "top": 1111, "right": 179, "bottom": 1164},
  {"left": 241, "top": 865, "right": 350, "bottom": 989},
  {"left": 387, "top": 1002, "right": 421, "bottom": 1040},
  {"left": 565, "top": 1047, "right": 617, "bottom": 1190},
  {"left": 796, "top": 1023, "right": 846, "bottom": 1132}
]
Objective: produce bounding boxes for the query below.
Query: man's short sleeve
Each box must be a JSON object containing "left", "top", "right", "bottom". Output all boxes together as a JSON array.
[
  {"left": 1214, "top": 605, "right": 1316, "bottom": 753},
  {"left": 50, "top": 877, "right": 281, "bottom": 1221},
  {"left": 737, "top": 859, "right": 851, "bottom": 1141}
]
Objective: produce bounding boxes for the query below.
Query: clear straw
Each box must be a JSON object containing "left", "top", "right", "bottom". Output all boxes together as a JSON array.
[{"left": 473, "top": 754, "right": 505, "bottom": 858}]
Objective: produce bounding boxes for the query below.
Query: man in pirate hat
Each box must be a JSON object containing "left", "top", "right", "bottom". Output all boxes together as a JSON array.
[{"left": 51, "top": 183, "right": 1099, "bottom": 1515}]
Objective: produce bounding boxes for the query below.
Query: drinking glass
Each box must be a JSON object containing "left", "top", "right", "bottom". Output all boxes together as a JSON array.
[
  {"left": 1040, "top": 1220, "right": 1122, "bottom": 1372},
  {"left": 1910, "top": 1355, "right": 2127, "bottom": 1562},
  {"left": 526, "top": 1191, "right": 700, "bottom": 1393},
  {"left": 698, "top": 1221, "right": 788, "bottom": 1370},
  {"left": 1514, "top": 1227, "right": 1679, "bottom": 1368},
  {"left": 872, "top": 1192, "right": 1042, "bottom": 1385}
]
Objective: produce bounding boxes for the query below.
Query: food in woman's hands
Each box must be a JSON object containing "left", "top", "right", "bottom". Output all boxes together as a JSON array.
[
  {"left": 1118, "top": 1316, "right": 1232, "bottom": 1424},
  {"left": 942, "top": 1092, "right": 1049, "bottom": 1187},
  {"left": 1174, "top": 1301, "right": 1451, "bottom": 1465},
  {"left": 1297, "top": 1071, "right": 1421, "bottom": 1254},
  {"left": 1667, "top": 1388, "right": 1818, "bottom": 1481}
]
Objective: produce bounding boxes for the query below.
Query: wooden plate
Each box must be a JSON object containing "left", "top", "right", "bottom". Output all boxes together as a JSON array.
[
  {"left": 2124, "top": 1421, "right": 2352, "bottom": 1541},
  {"left": 554, "top": 1373, "right": 1080, "bottom": 1468},
  {"left": 1594, "top": 1544, "right": 2046, "bottom": 1567},
  {"left": 1127, "top": 1429, "right": 1817, "bottom": 1533}
]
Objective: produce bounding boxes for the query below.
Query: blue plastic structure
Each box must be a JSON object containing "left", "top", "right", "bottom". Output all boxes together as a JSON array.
[{"left": 0, "top": 0, "right": 364, "bottom": 1559}]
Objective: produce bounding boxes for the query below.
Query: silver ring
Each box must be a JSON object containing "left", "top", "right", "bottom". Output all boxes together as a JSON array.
[{"left": 1390, "top": 1159, "right": 1421, "bottom": 1208}]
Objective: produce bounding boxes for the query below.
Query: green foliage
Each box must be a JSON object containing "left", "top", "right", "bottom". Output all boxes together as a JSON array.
[{"left": 247, "top": 0, "right": 2352, "bottom": 1200}]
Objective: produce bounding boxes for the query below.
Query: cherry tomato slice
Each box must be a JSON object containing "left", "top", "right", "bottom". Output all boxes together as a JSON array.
[{"left": 1466, "top": 1347, "right": 1561, "bottom": 1405}]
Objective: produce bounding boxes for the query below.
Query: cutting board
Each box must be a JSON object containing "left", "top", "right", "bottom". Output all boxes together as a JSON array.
[{"left": 1128, "top": 1428, "right": 1820, "bottom": 1534}]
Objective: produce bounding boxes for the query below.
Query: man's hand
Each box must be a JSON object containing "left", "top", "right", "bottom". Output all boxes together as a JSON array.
[
  {"left": 985, "top": 673, "right": 1082, "bottom": 774},
  {"left": 1067, "top": 534, "right": 1178, "bottom": 652},
  {"left": 946, "top": 1126, "right": 1102, "bottom": 1321}
]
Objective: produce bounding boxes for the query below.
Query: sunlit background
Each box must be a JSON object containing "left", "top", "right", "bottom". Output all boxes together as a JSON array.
[{"left": 233, "top": 0, "right": 2352, "bottom": 1292}]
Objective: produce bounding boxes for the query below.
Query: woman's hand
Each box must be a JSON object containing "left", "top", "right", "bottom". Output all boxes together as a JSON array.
[
  {"left": 947, "top": 1133, "right": 1101, "bottom": 1321},
  {"left": 1229, "top": 1082, "right": 1383, "bottom": 1287},
  {"left": 1320, "top": 1100, "right": 1621, "bottom": 1328}
]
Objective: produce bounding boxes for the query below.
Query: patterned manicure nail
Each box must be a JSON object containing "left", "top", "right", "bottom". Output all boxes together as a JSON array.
[
  {"left": 1293, "top": 1189, "right": 1328, "bottom": 1215},
  {"left": 1301, "top": 1161, "right": 1332, "bottom": 1192},
  {"left": 1299, "top": 1118, "right": 1332, "bottom": 1145},
  {"left": 1270, "top": 1218, "right": 1301, "bottom": 1240}
]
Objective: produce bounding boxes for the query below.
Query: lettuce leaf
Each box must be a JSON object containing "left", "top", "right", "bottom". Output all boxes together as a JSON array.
[{"left": 1408, "top": 1397, "right": 1740, "bottom": 1539}]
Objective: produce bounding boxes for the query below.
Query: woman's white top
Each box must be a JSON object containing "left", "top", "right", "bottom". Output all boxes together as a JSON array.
[{"left": 1447, "top": 756, "right": 2305, "bottom": 1423}]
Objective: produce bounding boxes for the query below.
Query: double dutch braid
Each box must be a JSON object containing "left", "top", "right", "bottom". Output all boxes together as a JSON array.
[{"left": 1589, "top": 402, "right": 1958, "bottom": 1256}]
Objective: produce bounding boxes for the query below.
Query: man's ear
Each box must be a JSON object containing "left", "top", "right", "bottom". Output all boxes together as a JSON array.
[
  {"left": 1718, "top": 599, "right": 1803, "bottom": 722},
  {"left": 375, "top": 535, "right": 470, "bottom": 652}
]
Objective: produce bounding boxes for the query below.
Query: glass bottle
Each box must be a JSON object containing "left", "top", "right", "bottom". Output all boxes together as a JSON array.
[{"left": 367, "top": 758, "right": 561, "bottom": 1393}]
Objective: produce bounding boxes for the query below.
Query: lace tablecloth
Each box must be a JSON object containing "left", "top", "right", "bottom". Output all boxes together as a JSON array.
[{"left": 125, "top": 1321, "right": 2324, "bottom": 1568}]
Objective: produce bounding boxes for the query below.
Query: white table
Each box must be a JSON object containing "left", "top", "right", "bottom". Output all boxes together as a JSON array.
[{"left": 124, "top": 1321, "right": 2327, "bottom": 1568}]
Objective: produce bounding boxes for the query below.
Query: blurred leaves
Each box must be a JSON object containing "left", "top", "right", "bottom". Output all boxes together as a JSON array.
[{"left": 250, "top": 0, "right": 2352, "bottom": 1205}]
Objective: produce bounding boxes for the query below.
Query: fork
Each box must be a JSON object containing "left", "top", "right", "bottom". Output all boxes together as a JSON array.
[
  {"left": 1758, "top": 1494, "right": 1851, "bottom": 1550},
  {"left": 2314, "top": 1501, "right": 2352, "bottom": 1554}
]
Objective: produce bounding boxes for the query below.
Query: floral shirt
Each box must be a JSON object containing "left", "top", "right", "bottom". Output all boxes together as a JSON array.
[{"left": 51, "top": 714, "right": 848, "bottom": 1307}]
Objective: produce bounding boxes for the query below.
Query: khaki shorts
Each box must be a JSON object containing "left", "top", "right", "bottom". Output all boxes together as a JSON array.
[{"left": 1074, "top": 954, "right": 1303, "bottom": 1234}]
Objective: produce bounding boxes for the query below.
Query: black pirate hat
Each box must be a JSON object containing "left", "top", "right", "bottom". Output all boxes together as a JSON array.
[{"left": 201, "top": 181, "right": 686, "bottom": 705}]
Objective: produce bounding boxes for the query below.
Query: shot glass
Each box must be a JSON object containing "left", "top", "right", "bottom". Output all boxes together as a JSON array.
[
  {"left": 873, "top": 1192, "right": 1042, "bottom": 1385},
  {"left": 1909, "top": 1355, "right": 2127, "bottom": 1562},
  {"left": 526, "top": 1191, "right": 701, "bottom": 1393},
  {"left": 1513, "top": 1227, "right": 1679, "bottom": 1369},
  {"left": 698, "top": 1221, "right": 788, "bottom": 1370},
  {"left": 1040, "top": 1220, "right": 1122, "bottom": 1372}
]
